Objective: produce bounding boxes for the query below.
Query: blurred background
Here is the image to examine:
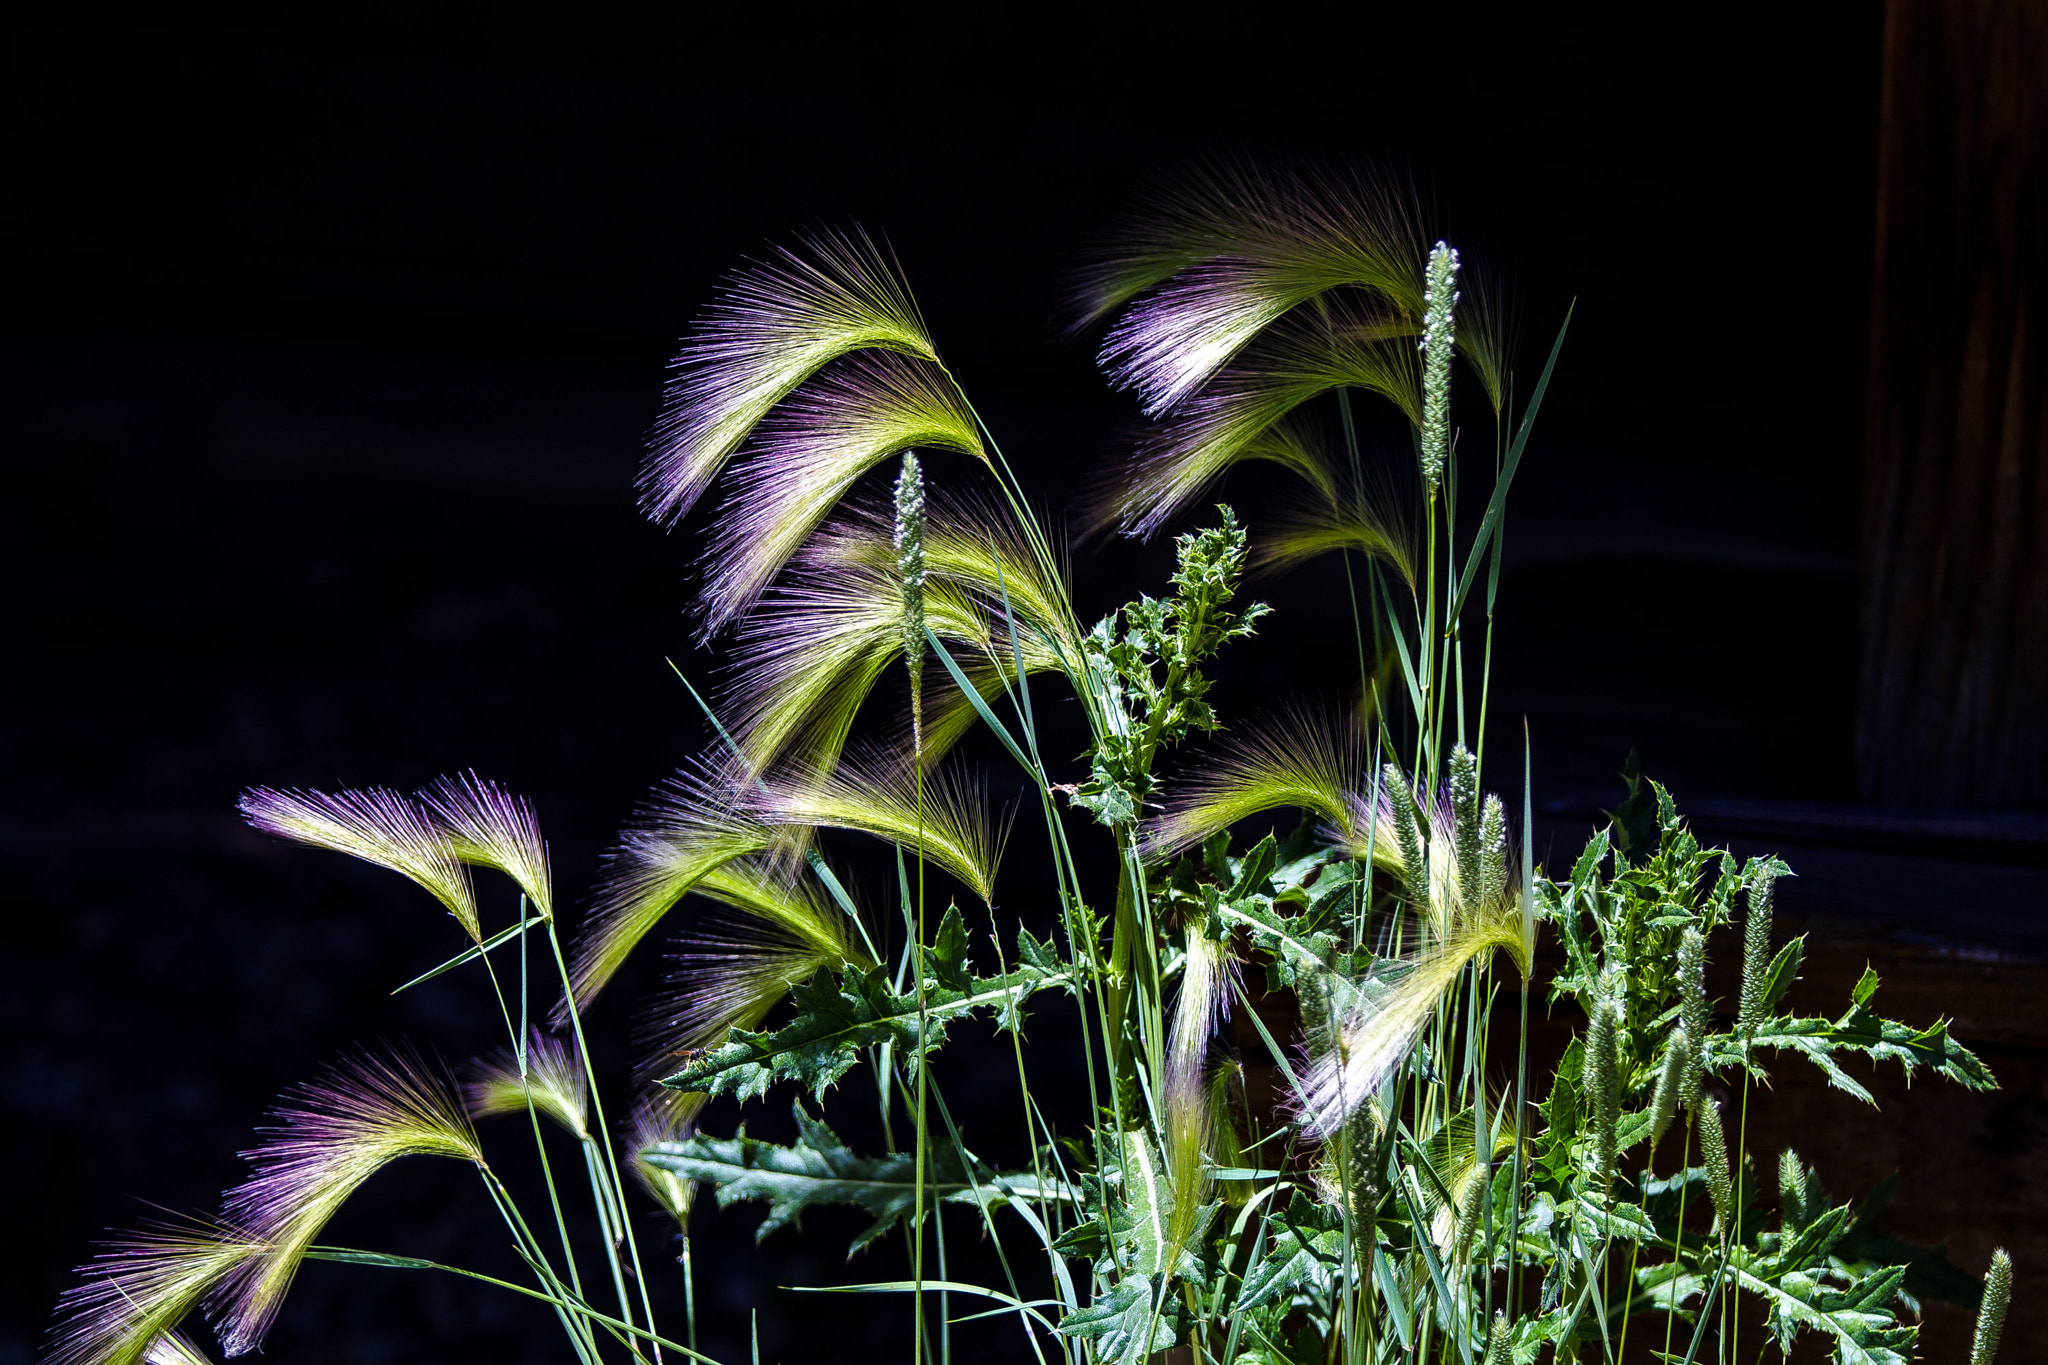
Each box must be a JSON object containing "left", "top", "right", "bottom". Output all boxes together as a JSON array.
[{"left": 4, "top": 3, "right": 2042, "bottom": 1362}]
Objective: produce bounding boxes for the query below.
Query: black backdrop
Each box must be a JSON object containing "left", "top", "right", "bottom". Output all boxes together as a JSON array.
[{"left": 5, "top": 5, "right": 1880, "bottom": 1362}]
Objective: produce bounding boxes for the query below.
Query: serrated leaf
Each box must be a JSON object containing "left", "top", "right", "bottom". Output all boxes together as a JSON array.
[
  {"left": 662, "top": 954, "right": 1074, "bottom": 1101},
  {"left": 931, "top": 903, "right": 973, "bottom": 992},
  {"left": 1056, "top": 1277, "right": 1176, "bottom": 1365},
  {"left": 1229, "top": 834, "right": 1278, "bottom": 899},
  {"left": 642, "top": 1104, "right": 1057, "bottom": 1254},
  {"left": 1234, "top": 1193, "right": 1345, "bottom": 1310},
  {"left": 1713, "top": 1006, "right": 1995, "bottom": 1101},
  {"left": 1730, "top": 1258, "right": 1916, "bottom": 1365},
  {"left": 1762, "top": 935, "right": 1805, "bottom": 1011},
  {"left": 1851, "top": 965, "right": 1881, "bottom": 1007}
]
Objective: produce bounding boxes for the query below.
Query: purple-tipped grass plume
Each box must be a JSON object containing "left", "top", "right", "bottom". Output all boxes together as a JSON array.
[
  {"left": 1296, "top": 922, "right": 1520, "bottom": 1140},
  {"left": 207, "top": 1047, "right": 482, "bottom": 1356},
  {"left": 1075, "top": 159, "right": 1506, "bottom": 413},
  {"left": 745, "top": 749, "right": 1010, "bottom": 903},
  {"left": 562, "top": 761, "right": 864, "bottom": 1020},
  {"left": 1251, "top": 486, "right": 1419, "bottom": 590},
  {"left": 469, "top": 1029, "right": 589, "bottom": 1139},
  {"left": 643, "top": 228, "right": 941, "bottom": 529},
  {"left": 141, "top": 1329, "right": 217, "bottom": 1365},
  {"left": 1163, "top": 919, "right": 1236, "bottom": 1246},
  {"left": 696, "top": 349, "right": 986, "bottom": 635},
  {"left": 420, "top": 772, "right": 553, "bottom": 920},
  {"left": 1081, "top": 160, "right": 1426, "bottom": 417},
  {"left": 720, "top": 492, "right": 1071, "bottom": 779},
  {"left": 48, "top": 1224, "right": 258, "bottom": 1365},
  {"left": 1297, "top": 765, "right": 1531, "bottom": 1138},
  {"left": 238, "top": 786, "right": 479, "bottom": 940},
  {"left": 626, "top": 1098, "right": 698, "bottom": 1228},
  {"left": 1143, "top": 706, "right": 1402, "bottom": 870},
  {"left": 1089, "top": 294, "right": 1423, "bottom": 539}
]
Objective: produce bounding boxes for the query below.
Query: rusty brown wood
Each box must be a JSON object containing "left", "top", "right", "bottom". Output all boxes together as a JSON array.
[{"left": 1859, "top": 0, "right": 2048, "bottom": 808}]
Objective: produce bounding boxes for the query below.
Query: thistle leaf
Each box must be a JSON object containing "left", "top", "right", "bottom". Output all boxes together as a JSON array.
[
  {"left": 641, "top": 1104, "right": 1054, "bottom": 1254},
  {"left": 660, "top": 947, "right": 1073, "bottom": 1103}
]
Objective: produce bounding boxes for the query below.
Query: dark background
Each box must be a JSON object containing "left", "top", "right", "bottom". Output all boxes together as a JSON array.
[{"left": 5, "top": 5, "right": 2039, "bottom": 1363}]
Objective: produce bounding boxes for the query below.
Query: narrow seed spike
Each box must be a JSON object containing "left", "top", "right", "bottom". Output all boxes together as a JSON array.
[
  {"left": 1739, "top": 867, "right": 1779, "bottom": 1036},
  {"left": 1384, "top": 762, "right": 1431, "bottom": 916},
  {"left": 1648, "top": 1024, "right": 1688, "bottom": 1147},
  {"left": 1417, "top": 241, "right": 1460, "bottom": 494},
  {"left": 1972, "top": 1247, "right": 2012, "bottom": 1365},
  {"left": 1696, "top": 1094, "right": 1736, "bottom": 1234},
  {"left": 895, "top": 450, "right": 927, "bottom": 759},
  {"left": 1585, "top": 987, "right": 1618, "bottom": 1191},
  {"left": 1447, "top": 744, "right": 1480, "bottom": 915},
  {"left": 1477, "top": 793, "right": 1508, "bottom": 913},
  {"left": 1677, "top": 926, "right": 1708, "bottom": 1110},
  {"left": 894, "top": 451, "right": 927, "bottom": 676}
]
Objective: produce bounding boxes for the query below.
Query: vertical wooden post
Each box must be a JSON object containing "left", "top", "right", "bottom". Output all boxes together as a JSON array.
[{"left": 1859, "top": 0, "right": 2048, "bottom": 808}]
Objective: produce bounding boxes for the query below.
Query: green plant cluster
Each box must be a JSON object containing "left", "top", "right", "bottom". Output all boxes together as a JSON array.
[{"left": 48, "top": 167, "right": 2016, "bottom": 1365}]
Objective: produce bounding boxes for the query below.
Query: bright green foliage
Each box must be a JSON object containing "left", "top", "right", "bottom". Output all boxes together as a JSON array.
[{"left": 1071, "top": 507, "right": 1269, "bottom": 826}]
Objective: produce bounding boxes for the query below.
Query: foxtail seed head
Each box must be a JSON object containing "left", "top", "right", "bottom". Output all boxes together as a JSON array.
[
  {"left": 1972, "top": 1247, "right": 2012, "bottom": 1365},
  {"left": 1677, "top": 926, "right": 1708, "bottom": 1109},
  {"left": 1417, "top": 241, "right": 1460, "bottom": 494},
  {"left": 1585, "top": 986, "right": 1618, "bottom": 1190},
  {"left": 1482, "top": 1312, "right": 1511, "bottom": 1365},
  {"left": 1739, "top": 866, "right": 1780, "bottom": 1037},
  {"left": 1697, "top": 1093, "right": 1735, "bottom": 1235},
  {"left": 1648, "top": 1024, "right": 1688, "bottom": 1148},
  {"left": 894, "top": 451, "right": 927, "bottom": 681}
]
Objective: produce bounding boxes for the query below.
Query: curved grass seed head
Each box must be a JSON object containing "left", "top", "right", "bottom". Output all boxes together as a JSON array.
[
  {"left": 49, "top": 1224, "right": 259, "bottom": 1365},
  {"left": 238, "top": 786, "right": 478, "bottom": 941},
  {"left": 469, "top": 1029, "right": 588, "bottom": 1140},
  {"left": 209, "top": 1048, "right": 482, "bottom": 1356},
  {"left": 643, "top": 228, "right": 939, "bottom": 529},
  {"left": 626, "top": 1098, "right": 700, "bottom": 1230},
  {"left": 420, "top": 772, "right": 553, "bottom": 921}
]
